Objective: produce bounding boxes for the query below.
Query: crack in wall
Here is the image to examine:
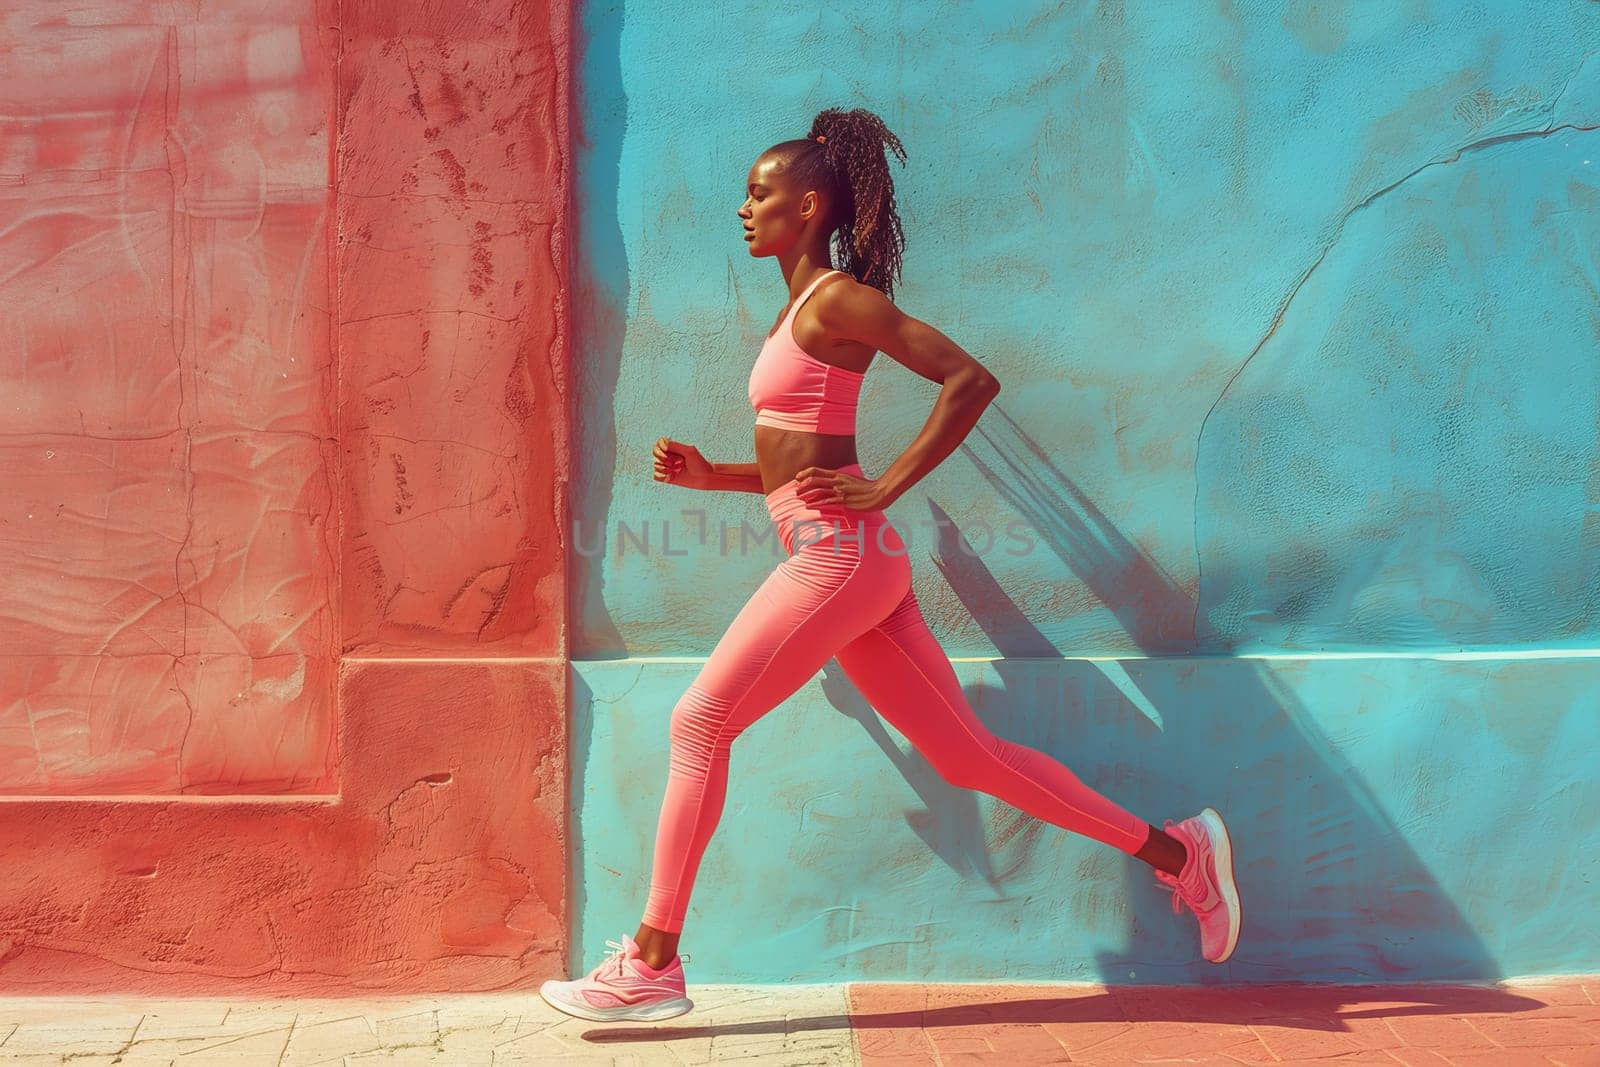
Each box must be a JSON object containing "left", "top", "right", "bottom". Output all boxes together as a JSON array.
[{"left": 1188, "top": 94, "right": 1600, "bottom": 649}]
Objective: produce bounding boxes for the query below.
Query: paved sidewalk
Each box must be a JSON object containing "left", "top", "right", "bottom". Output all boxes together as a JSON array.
[
  {"left": 0, "top": 977, "right": 1591, "bottom": 1064},
  {"left": 848, "top": 978, "right": 1600, "bottom": 1065}
]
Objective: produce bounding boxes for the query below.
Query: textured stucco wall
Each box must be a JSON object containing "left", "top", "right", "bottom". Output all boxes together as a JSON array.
[
  {"left": 575, "top": 654, "right": 1599, "bottom": 983},
  {"left": 1, "top": 3, "right": 339, "bottom": 793},
  {"left": 571, "top": 1, "right": 1600, "bottom": 982},
  {"left": 573, "top": 2, "right": 1599, "bottom": 659},
  {"left": 0, "top": 0, "right": 571, "bottom": 990}
]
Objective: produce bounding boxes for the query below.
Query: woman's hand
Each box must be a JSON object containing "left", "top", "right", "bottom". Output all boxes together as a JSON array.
[
  {"left": 654, "top": 437, "right": 715, "bottom": 490},
  {"left": 793, "top": 465, "right": 892, "bottom": 511}
]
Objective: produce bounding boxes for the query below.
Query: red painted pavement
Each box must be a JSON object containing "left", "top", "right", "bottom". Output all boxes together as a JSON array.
[
  {"left": 848, "top": 979, "right": 1600, "bottom": 1064},
  {"left": 0, "top": 0, "right": 573, "bottom": 992}
]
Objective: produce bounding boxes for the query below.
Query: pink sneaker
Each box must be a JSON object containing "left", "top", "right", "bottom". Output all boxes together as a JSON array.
[
  {"left": 539, "top": 934, "right": 694, "bottom": 1022},
  {"left": 1154, "top": 806, "right": 1242, "bottom": 963}
]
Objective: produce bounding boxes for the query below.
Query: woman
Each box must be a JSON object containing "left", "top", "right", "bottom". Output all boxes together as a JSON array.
[{"left": 541, "top": 107, "right": 1242, "bottom": 1023}]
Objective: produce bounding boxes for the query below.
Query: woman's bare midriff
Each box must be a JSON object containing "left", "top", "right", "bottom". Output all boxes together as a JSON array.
[{"left": 755, "top": 426, "right": 858, "bottom": 495}]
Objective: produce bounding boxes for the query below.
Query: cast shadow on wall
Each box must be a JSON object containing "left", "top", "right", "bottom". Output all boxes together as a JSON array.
[
  {"left": 565, "top": 0, "right": 630, "bottom": 965},
  {"left": 570, "top": 0, "right": 628, "bottom": 657},
  {"left": 815, "top": 405, "right": 1496, "bottom": 984}
]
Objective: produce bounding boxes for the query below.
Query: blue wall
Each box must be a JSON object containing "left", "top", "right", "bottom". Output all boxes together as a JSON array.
[
  {"left": 574, "top": 654, "right": 1599, "bottom": 983},
  {"left": 571, "top": 0, "right": 1600, "bottom": 982}
]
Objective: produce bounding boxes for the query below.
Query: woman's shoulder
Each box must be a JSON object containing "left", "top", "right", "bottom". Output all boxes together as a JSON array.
[{"left": 813, "top": 269, "right": 896, "bottom": 325}]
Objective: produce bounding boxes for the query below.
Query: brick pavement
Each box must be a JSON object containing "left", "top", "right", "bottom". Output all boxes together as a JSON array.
[{"left": 0, "top": 977, "right": 1592, "bottom": 1063}]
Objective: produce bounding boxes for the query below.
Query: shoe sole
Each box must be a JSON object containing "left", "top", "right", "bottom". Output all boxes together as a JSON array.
[
  {"left": 1198, "top": 806, "right": 1241, "bottom": 963},
  {"left": 538, "top": 981, "right": 693, "bottom": 1022}
]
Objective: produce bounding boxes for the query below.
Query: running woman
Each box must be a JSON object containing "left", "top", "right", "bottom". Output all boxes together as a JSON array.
[{"left": 541, "top": 107, "right": 1242, "bottom": 1023}]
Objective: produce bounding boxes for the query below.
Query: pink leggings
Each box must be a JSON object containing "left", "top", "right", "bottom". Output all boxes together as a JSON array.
[{"left": 641, "top": 463, "right": 1152, "bottom": 934}]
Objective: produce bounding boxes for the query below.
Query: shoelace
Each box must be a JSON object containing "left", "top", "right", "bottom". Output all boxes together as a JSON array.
[
  {"left": 594, "top": 939, "right": 692, "bottom": 980},
  {"left": 599, "top": 939, "right": 629, "bottom": 980},
  {"left": 1167, "top": 881, "right": 1194, "bottom": 916},
  {"left": 1155, "top": 867, "right": 1192, "bottom": 915},
  {"left": 1157, "top": 821, "right": 1205, "bottom": 916}
]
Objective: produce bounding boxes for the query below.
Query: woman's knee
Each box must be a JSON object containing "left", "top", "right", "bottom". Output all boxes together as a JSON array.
[
  {"left": 668, "top": 684, "right": 741, "bottom": 754},
  {"left": 935, "top": 759, "right": 983, "bottom": 791},
  {"left": 929, "top": 730, "right": 1004, "bottom": 791}
]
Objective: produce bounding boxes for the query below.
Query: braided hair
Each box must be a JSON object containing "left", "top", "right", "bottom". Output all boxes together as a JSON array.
[{"left": 771, "top": 107, "right": 908, "bottom": 300}]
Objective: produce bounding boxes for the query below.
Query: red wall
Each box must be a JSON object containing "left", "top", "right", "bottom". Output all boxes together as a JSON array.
[{"left": 0, "top": 0, "right": 571, "bottom": 991}]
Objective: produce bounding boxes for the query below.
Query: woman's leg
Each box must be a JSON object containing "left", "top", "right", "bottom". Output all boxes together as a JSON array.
[
  {"left": 832, "top": 584, "right": 1162, "bottom": 857},
  {"left": 637, "top": 534, "right": 909, "bottom": 956}
]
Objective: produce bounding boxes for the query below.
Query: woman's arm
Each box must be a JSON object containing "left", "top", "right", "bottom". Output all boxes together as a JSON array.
[
  {"left": 876, "top": 370, "right": 999, "bottom": 507},
  {"left": 704, "top": 461, "right": 766, "bottom": 494},
  {"left": 656, "top": 439, "right": 765, "bottom": 493},
  {"left": 817, "top": 283, "right": 1000, "bottom": 509}
]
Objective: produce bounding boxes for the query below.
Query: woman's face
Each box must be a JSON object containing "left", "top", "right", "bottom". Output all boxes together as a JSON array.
[{"left": 738, "top": 154, "right": 816, "bottom": 257}]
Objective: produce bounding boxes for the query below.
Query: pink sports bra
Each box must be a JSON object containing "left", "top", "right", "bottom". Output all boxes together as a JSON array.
[{"left": 747, "top": 269, "right": 865, "bottom": 435}]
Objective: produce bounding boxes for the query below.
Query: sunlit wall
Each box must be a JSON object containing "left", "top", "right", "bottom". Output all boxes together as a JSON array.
[{"left": 571, "top": 1, "right": 1600, "bottom": 983}]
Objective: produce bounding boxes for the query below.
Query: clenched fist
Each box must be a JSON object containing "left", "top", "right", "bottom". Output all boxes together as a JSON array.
[{"left": 653, "top": 437, "right": 714, "bottom": 490}]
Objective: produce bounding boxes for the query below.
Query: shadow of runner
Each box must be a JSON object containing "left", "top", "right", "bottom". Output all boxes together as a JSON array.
[
  {"left": 816, "top": 401, "right": 1498, "bottom": 985},
  {"left": 578, "top": 982, "right": 1549, "bottom": 1044},
  {"left": 569, "top": 0, "right": 630, "bottom": 659},
  {"left": 817, "top": 662, "right": 1016, "bottom": 900}
]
